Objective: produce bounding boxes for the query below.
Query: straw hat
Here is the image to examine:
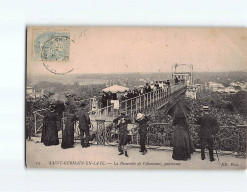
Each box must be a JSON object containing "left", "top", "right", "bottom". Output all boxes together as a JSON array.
[
  {"left": 136, "top": 113, "right": 145, "bottom": 121},
  {"left": 202, "top": 106, "right": 210, "bottom": 111}
]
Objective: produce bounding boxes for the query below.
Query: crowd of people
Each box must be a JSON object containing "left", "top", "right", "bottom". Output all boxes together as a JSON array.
[
  {"left": 101, "top": 80, "right": 172, "bottom": 107},
  {"left": 41, "top": 102, "right": 91, "bottom": 149}
]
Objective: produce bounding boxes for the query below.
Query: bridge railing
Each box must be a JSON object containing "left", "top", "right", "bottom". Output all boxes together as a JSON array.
[{"left": 89, "top": 82, "right": 187, "bottom": 120}]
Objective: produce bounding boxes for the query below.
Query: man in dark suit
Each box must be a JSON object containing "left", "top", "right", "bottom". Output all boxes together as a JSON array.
[
  {"left": 78, "top": 102, "right": 91, "bottom": 148},
  {"left": 196, "top": 106, "right": 219, "bottom": 162}
]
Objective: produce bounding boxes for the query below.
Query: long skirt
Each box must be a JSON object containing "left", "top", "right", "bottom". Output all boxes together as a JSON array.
[
  {"left": 42, "top": 121, "right": 59, "bottom": 146},
  {"left": 172, "top": 126, "right": 193, "bottom": 160},
  {"left": 61, "top": 122, "right": 75, "bottom": 149}
]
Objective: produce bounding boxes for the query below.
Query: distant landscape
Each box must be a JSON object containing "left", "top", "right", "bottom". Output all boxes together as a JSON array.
[{"left": 27, "top": 71, "right": 247, "bottom": 95}]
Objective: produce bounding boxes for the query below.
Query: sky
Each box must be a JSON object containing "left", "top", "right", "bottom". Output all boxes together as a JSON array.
[{"left": 27, "top": 27, "right": 247, "bottom": 75}]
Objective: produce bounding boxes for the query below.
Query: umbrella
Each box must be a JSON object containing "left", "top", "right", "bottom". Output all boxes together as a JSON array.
[
  {"left": 48, "top": 93, "right": 67, "bottom": 102},
  {"left": 102, "top": 85, "right": 129, "bottom": 93},
  {"left": 166, "top": 99, "right": 191, "bottom": 118}
]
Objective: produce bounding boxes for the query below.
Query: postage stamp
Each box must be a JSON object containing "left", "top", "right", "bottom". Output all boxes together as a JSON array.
[{"left": 33, "top": 31, "right": 70, "bottom": 61}]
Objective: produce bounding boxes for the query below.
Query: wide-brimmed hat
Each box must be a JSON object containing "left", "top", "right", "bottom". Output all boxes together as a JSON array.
[
  {"left": 202, "top": 106, "right": 210, "bottom": 111},
  {"left": 136, "top": 113, "right": 145, "bottom": 121}
]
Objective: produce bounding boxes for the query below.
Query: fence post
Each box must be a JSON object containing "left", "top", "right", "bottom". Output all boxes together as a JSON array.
[
  {"left": 155, "top": 91, "right": 157, "bottom": 107},
  {"left": 162, "top": 89, "right": 164, "bottom": 103},
  {"left": 130, "top": 99, "right": 133, "bottom": 118},
  {"left": 96, "top": 119, "right": 106, "bottom": 145},
  {"left": 146, "top": 93, "right": 149, "bottom": 108},
  {"left": 140, "top": 95, "right": 142, "bottom": 111},
  {"left": 125, "top": 100, "right": 127, "bottom": 115},
  {"left": 34, "top": 112, "right": 37, "bottom": 135},
  {"left": 160, "top": 89, "right": 162, "bottom": 104},
  {"left": 113, "top": 106, "right": 115, "bottom": 119},
  {"left": 106, "top": 100, "right": 109, "bottom": 116},
  {"left": 157, "top": 89, "right": 159, "bottom": 104},
  {"left": 236, "top": 126, "right": 240, "bottom": 156},
  {"left": 136, "top": 97, "right": 138, "bottom": 112},
  {"left": 152, "top": 91, "right": 154, "bottom": 106},
  {"left": 158, "top": 89, "right": 161, "bottom": 105},
  {"left": 144, "top": 94, "right": 146, "bottom": 109},
  {"left": 157, "top": 90, "right": 158, "bottom": 105},
  {"left": 146, "top": 93, "right": 149, "bottom": 107},
  {"left": 158, "top": 89, "right": 160, "bottom": 104}
]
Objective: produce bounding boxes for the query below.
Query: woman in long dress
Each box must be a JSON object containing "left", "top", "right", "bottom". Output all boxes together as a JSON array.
[
  {"left": 61, "top": 108, "right": 77, "bottom": 149},
  {"left": 41, "top": 104, "right": 59, "bottom": 146},
  {"left": 172, "top": 115, "right": 194, "bottom": 160}
]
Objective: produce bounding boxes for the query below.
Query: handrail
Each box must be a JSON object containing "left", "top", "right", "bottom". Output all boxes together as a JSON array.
[
  {"left": 100, "top": 82, "right": 185, "bottom": 110},
  {"left": 88, "top": 82, "right": 186, "bottom": 119}
]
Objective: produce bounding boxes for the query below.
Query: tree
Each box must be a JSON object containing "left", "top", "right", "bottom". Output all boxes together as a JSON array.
[{"left": 232, "top": 91, "right": 247, "bottom": 115}]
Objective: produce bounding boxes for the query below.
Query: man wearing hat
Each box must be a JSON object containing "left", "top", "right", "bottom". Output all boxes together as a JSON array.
[
  {"left": 113, "top": 112, "right": 131, "bottom": 157},
  {"left": 78, "top": 102, "right": 91, "bottom": 148},
  {"left": 135, "top": 113, "right": 149, "bottom": 155},
  {"left": 196, "top": 106, "right": 219, "bottom": 162}
]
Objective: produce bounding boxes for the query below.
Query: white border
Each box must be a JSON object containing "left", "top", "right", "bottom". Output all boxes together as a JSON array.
[{"left": 0, "top": 0, "right": 247, "bottom": 192}]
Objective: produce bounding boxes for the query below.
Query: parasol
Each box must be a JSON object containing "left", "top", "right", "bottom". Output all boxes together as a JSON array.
[{"left": 102, "top": 85, "right": 129, "bottom": 93}]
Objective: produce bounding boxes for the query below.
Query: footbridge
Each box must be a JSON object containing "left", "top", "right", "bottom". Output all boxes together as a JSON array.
[{"left": 89, "top": 82, "right": 187, "bottom": 121}]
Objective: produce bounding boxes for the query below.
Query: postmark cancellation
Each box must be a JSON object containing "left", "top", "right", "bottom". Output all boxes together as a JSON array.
[{"left": 32, "top": 30, "right": 70, "bottom": 62}]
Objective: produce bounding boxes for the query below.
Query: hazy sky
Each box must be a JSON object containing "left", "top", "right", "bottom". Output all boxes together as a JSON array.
[{"left": 27, "top": 27, "right": 247, "bottom": 75}]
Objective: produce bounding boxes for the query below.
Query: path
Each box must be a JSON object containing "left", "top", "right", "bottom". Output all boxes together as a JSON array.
[{"left": 26, "top": 137, "right": 246, "bottom": 169}]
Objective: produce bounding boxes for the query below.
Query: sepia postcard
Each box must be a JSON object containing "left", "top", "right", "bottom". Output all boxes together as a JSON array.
[{"left": 26, "top": 26, "right": 247, "bottom": 169}]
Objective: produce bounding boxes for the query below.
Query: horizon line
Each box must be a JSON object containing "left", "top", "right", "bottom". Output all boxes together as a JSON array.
[{"left": 32, "top": 70, "right": 247, "bottom": 76}]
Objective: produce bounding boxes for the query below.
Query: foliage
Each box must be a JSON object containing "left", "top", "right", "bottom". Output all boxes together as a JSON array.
[{"left": 232, "top": 91, "right": 247, "bottom": 115}]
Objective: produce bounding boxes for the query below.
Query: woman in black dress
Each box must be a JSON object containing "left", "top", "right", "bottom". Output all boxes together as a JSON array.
[
  {"left": 41, "top": 104, "right": 59, "bottom": 146},
  {"left": 172, "top": 114, "right": 194, "bottom": 160},
  {"left": 61, "top": 108, "right": 77, "bottom": 149}
]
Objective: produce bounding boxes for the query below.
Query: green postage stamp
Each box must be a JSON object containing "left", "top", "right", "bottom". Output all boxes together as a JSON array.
[{"left": 33, "top": 31, "right": 70, "bottom": 61}]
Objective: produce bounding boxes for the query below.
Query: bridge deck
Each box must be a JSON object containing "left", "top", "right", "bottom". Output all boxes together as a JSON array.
[{"left": 87, "top": 83, "right": 187, "bottom": 122}]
